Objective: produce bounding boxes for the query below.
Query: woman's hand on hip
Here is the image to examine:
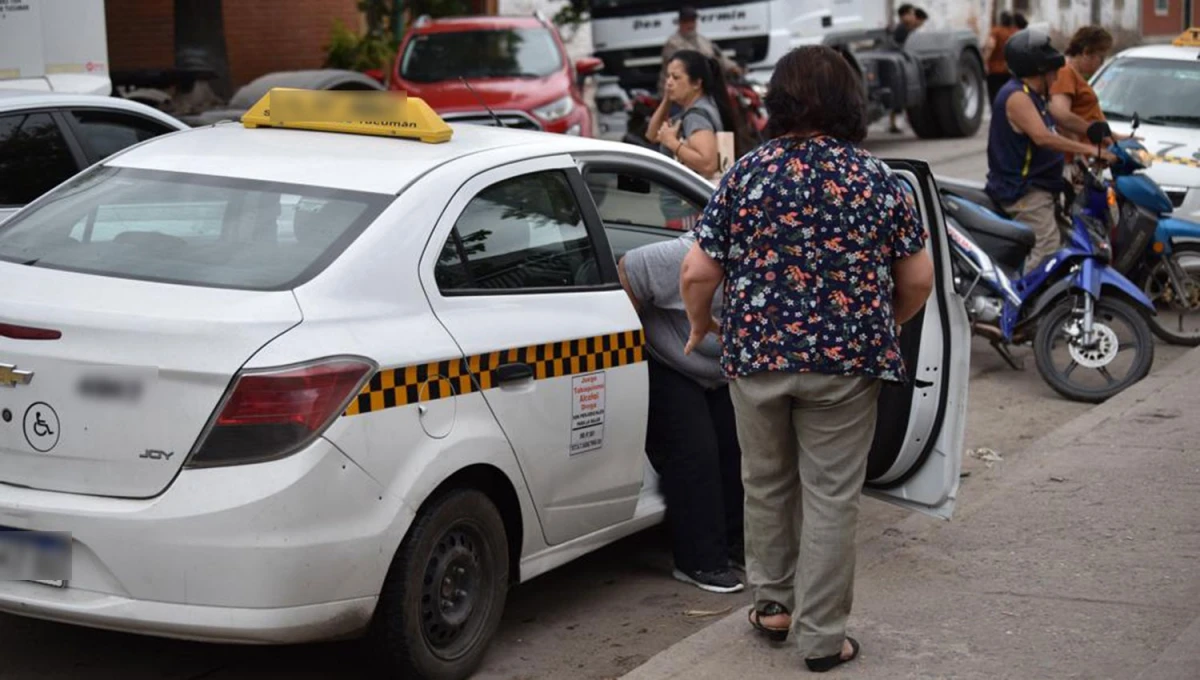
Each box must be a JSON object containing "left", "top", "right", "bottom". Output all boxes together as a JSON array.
[{"left": 684, "top": 316, "right": 720, "bottom": 355}]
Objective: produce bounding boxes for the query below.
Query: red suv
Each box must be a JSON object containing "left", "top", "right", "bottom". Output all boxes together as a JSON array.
[{"left": 389, "top": 15, "right": 601, "bottom": 136}]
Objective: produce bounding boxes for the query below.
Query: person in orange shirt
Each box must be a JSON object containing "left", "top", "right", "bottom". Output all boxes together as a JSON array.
[
  {"left": 984, "top": 12, "right": 1017, "bottom": 109},
  {"left": 1049, "top": 26, "right": 1121, "bottom": 192},
  {"left": 1049, "top": 26, "right": 1114, "bottom": 144}
]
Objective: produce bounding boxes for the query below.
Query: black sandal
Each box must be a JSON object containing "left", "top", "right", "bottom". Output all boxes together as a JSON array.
[
  {"left": 805, "top": 637, "right": 860, "bottom": 673},
  {"left": 747, "top": 601, "right": 791, "bottom": 642}
]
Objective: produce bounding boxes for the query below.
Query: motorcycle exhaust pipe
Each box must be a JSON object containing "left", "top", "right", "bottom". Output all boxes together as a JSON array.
[{"left": 971, "top": 322, "right": 1004, "bottom": 343}]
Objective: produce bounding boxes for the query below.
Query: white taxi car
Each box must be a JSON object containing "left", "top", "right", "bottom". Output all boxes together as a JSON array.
[
  {"left": 1091, "top": 29, "right": 1200, "bottom": 221},
  {"left": 0, "top": 90, "right": 969, "bottom": 679}
]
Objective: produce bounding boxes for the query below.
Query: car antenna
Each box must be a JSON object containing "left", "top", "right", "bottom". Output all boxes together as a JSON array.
[{"left": 460, "top": 76, "right": 505, "bottom": 128}]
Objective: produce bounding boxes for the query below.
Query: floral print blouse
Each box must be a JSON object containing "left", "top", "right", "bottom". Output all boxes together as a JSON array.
[{"left": 694, "top": 136, "right": 927, "bottom": 383}]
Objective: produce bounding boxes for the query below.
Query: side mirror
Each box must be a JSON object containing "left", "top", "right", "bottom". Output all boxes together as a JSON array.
[
  {"left": 1132, "top": 111, "right": 1141, "bottom": 131},
  {"left": 575, "top": 57, "right": 604, "bottom": 77},
  {"left": 1086, "top": 121, "right": 1112, "bottom": 144}
]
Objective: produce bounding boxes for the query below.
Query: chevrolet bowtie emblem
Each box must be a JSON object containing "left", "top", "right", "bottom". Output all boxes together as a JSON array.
[{"left": 0, "top": 363, "right": 34, "bottom": 388}]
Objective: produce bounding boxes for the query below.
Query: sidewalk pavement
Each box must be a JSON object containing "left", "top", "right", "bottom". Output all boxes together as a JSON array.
[{"left": 622, "top": 348, "right": 1200, "bottom": 680}]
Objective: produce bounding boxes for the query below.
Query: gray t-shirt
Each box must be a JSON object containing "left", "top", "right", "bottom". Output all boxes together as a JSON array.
[
  {"left": 659, "top": 96, "right": 724, "bottom": 158},
  {"left": 622, "top": 234, "right": 725, "bottom": 389},
  {"left": 679, "top": 95, "right": 723, "bottom": 138}
]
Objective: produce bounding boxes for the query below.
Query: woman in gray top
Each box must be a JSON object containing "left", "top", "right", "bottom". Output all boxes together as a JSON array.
[
  {"left": 646, "top": 50, "right": 738, "bottom": 178},
  {"left": 618, "top": 233, "right": 745, "bottom": 594}
]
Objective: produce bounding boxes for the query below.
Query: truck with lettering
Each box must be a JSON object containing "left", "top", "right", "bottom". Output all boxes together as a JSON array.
[{"left": 591, "top": 0, "right": 986, "bottom": 140}]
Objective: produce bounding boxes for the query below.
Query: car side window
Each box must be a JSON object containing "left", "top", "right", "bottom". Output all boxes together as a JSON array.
[
  {"left": 585, "top": 170, "right": 704, "bottom": 232},
  {"left": 435, "top": 170, "right": 603, "bottom": 292},
  {"left": 69, "top": 110, "right": 178, "bottom": 161},
  {"left": 0, "top": 112, "right": 80, "bottom": 207}
]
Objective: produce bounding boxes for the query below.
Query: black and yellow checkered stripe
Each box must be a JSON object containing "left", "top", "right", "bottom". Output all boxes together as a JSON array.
[
  {"left": 344, "top": 330, "right": 646, "bottom": 416},
  {"left": 1155, "top": 154, "right": 1200, "bottom": 169}
]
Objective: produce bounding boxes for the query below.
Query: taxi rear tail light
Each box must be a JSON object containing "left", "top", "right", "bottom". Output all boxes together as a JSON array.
[
  {"left": 186, "top": 357, "right": 375, "bottom": 468},
  {"left": 0, "top": 323, "right": 62, "bottom": 340}
]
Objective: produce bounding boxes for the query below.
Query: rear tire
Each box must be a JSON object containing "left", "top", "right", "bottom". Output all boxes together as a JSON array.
[
  {"left": 369, "top": 489, "right": 509, "bottom": 680},
  {"left": 1034, "top": 296, "right": 1154, "bottom": 403},
  {"left": 1139, "top": 243, "right": 1200, "bottom": 346},
  {"left": 906, "top": 102, "right": 943, "bottom": 139},
  {"left": 931, "top": 50, "right": 985, "bottom": 138}
]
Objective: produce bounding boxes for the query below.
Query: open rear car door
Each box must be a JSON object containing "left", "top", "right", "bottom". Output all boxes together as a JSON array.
[{"left": 863, "top": 160, "right": 970, "bottom": 519}]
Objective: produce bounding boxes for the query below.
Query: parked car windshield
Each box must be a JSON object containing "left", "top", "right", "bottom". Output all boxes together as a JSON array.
[
  {"left": 401, "top": 28, "right": 562, "bottom": 82},
  {"left": 0, "top": 166, "right": 389, "bottom": 291},
  {"left": 1094, "top": 57, "right": 1200, "bottom": 128}
]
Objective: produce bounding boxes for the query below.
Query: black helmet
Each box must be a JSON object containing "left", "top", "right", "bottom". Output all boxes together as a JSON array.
[{"left": 1005, "top": 29, "right": 1065, "bottom": 78}]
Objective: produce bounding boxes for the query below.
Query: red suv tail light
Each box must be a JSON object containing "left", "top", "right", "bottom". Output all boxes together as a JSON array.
[{"left": 185, "top": 357, "right": 375, "bottom": 468}]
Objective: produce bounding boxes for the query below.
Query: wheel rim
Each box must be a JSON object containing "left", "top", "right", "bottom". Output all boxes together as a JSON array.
[
  {"left": 1144, "top": 252, "right": 1200, "bottom": 339},
  {"left": 420, "top": 522, "right": 492, "bottom": 660},
  {"left": 1067, "top": 322, "right": 1120, "bottom": 368},
  {"left": 960, "top": 70, "right": 981, "bottom": 121},
  {"left": 1044, "top": 303, "right": 1144, "bottom": 394}
]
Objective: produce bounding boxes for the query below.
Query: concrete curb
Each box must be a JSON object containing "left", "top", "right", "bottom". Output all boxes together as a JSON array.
[{"left": 621, "top": 347, "right": 1200, "bottom": 680}]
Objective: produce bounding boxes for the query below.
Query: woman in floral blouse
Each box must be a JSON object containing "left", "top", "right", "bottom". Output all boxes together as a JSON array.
[{"left": 680, "top": 45, "right": 935, "bottom": 673}]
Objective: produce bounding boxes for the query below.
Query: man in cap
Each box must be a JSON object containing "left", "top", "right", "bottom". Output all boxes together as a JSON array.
[{"left": 660, "top": 6, "right": 741, "bottom": 96}]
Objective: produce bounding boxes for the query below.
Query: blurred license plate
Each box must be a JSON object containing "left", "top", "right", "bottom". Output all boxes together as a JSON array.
[{"left": 0, "top": 527, "right": 71, "bottom": 584}]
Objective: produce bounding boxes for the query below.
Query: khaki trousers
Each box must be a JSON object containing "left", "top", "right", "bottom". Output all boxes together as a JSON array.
[
  {"left": 1003, "top": 188, "right": 1066, "bottom": 271},
  {"left": 730, "top": 371, "right": 882, "bottom": 658}
]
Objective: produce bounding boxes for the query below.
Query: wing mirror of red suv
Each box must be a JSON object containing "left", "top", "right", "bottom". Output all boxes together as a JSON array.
[{"left": 575, "top": 57, "right": 604, "bottom": 77}]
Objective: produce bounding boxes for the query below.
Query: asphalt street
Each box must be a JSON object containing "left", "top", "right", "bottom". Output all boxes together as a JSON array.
[{"left": 0, "top": 124, "right": 1189, "bottom": 680}]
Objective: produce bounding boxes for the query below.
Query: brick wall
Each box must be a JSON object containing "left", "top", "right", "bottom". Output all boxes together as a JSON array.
[
  {"left": 106, "top": 0, "right": 362, "bottom": 87},
  {"left": 223, "top": 0, "right": 361, "bottom": 86},
  {"left": 105, "top": 0, "right": 174, "bottom": 72},
  {"left": 1143, "top": 0, "right": 1185, "bottom": 36}
]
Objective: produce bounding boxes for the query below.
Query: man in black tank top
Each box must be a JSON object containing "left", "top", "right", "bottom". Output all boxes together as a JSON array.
[{"left": 985, "top": 29, "right": 1116, "bottom": 269}]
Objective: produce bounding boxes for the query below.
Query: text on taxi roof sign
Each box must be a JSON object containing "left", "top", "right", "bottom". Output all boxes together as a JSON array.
[{"left": 241, "top": 88, "right": 453, "bottom": 143}]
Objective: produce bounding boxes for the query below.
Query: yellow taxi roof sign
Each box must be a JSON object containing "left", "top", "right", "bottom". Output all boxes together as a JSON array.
[
  {"left": 1173, "top": 27, "right": 1200, "bottom": 47},
  {"left": 241, "top": 88, "right": 453, "bottom": 144}
]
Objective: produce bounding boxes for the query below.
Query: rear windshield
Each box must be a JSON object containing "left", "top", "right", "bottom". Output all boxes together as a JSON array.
[
  {"left": 400, "top": 28, "right": 562, "bottom": 82},
  {"left": 0, "top": 167, "right": 390, "bottom": 290}
]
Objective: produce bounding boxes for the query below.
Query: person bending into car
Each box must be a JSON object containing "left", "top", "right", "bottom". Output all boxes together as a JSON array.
[
  {"left": 986, "top": 28, "right": 1116, "bottom": 269},
  {"left": 618, "top": 232, "right": 745, "bottom": 594},
  {"left": 680, "top": 45, "right": 935, "bottom": 673}
]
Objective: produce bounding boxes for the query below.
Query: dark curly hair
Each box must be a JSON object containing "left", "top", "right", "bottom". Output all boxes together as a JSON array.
[
  {"left": 1065, "top": 26, "right": 1113, "bottom": 56},
  {"left": 764, "top": 46, "right": 868, "bottom": 143}
]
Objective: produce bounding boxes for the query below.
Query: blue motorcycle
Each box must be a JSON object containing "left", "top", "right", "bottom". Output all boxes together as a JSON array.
[
  {"left": 1105, "top": 114, "right": 1200, "bottom": 346},
  {"left": 938, "top": 140, "right": 1156, "bottom": 403}
]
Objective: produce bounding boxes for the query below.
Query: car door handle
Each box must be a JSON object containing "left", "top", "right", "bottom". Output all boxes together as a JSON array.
[
  {"left": 912, "top": 378, "right": 934, "bottom": 389},
  {"left": 495, "top": 362, "right": 534, "bottom": 384}
]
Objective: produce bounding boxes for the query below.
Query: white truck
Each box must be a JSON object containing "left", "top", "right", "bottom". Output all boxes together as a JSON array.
[
  {"left": 0, "top": 0, "right": 111, "bottom": 95},
  {"left": 591, "top": 0, "right": 986, "bottom": 140}
]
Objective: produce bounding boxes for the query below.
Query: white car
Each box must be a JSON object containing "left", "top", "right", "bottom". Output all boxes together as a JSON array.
[
  {"left": 0, "top": 91, "right": 969, "bottom": 679},
  {"left": 1091, "top": 31, "right": 1200, "bottom": 221},
  {"left": 0, "top": 91, "right": 189, "bottom": 224}
]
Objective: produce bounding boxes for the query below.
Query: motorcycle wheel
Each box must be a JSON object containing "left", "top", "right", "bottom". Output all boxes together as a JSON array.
[
  {"left": 1034, "top": 296, "right": 1154, "bottom": 403},
  {"left": 1139, "top": 243, "right": 1200, "bottom": 346}
]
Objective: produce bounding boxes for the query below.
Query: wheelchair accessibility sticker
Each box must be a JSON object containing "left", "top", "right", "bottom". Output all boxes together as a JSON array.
[{"left": 23, "top": 402, "right": 60, "bottom": 453}]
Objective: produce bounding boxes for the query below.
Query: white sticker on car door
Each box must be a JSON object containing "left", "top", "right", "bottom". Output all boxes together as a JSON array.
[{"left": 570, "top": 371, "right": 606, "bottom": 456}]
